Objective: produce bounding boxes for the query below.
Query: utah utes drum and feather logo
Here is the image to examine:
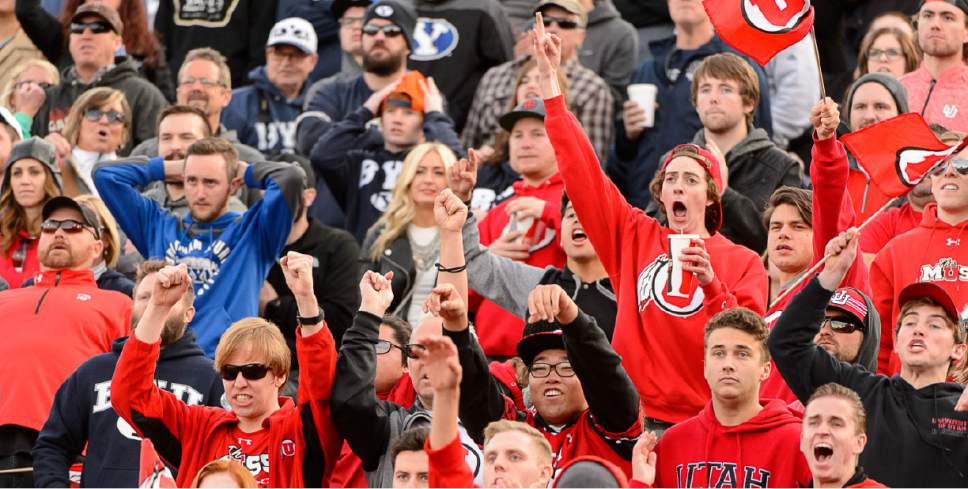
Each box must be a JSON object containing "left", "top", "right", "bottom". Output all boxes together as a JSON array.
[
  {"left": 741, "top": 0, "right": 812, "bottom": 34},
  {"left": 636, "top": 254, "right": 705, "bottom": 317}
]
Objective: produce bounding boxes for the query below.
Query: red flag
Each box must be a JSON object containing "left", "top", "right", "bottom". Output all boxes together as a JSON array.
[
  {"left": 138, "top": 439, "right": 176, "bottom": 488},
  {"left": 703, "top": 0, "right": 815, "bottom": 65},
  {"left": 841, "top": 113, "right": 968, "bottom": 198}
]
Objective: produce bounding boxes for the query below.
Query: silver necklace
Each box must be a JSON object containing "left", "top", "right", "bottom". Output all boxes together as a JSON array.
[{"left": 409, "top": 228, "right": 440, "bottom": 272}]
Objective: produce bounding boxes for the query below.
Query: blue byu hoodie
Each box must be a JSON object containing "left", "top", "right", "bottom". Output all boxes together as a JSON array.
[{"left": 222, "top": 66, "right": 309, "bottom": 155}]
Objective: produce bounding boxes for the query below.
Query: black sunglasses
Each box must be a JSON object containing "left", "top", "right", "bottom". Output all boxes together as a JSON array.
[
  {"left": 83, "top": 108, "right": 125, "bottom": 124},
  {"left": 220, "top": 363, "right": 272, "bottom": 381},
  {"left": 541, "top": 16, "right": 582, "bottom": 30},
  {"left": 362, "top": 23, "right": 404, "bottom": 37},
  {"left": 40, "top": 218, "right": 99, "bottom": 239},
  {"left": 928, "top": 158, "right": 968, "bottom": 177},
  {"left": 822, "top": 317, "right": 865, "bottom": 334},
  {"left": 69, "top": 21, "right": 113, "bottom": 35}
]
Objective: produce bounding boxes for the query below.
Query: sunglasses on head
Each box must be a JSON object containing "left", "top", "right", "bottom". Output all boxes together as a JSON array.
[
  {"left": 822, "top": 317, "right": 865, "bottom": 334},
  {"left": 83, "top": 108, "right": 125, "bottom": 124},
  {"left": 220, "top": 363, "right": 272, "bottom": 381},
  {"left": 540, "top": 16, "right": 582, "bottom": 30},
  {"left": 928, "top": 158, "right": 968, "bottom": 177},
  {"left": 362, "top": 23, "right": 404, "bottom": 37},
  {"left": 40, "top": 218, "right": 99, "bottom": 239},
  {"left": 69, "top": 21, "right": 113, "bottom": 35}
]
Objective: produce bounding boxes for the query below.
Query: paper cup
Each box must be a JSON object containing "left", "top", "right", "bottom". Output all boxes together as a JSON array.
[
  {"left": 627, "top": 83, "right": 658, "bottom": 128},
  {"left": 668, "top": 234, "right": 699, "bottom": 298}
]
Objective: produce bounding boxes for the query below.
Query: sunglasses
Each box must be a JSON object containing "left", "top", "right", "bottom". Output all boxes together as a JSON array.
[
  {"left": 83, "top": 108, "right": 125, "bottom": 124},
  {"left": 822, "top": 317, "right": 865, "bottom": 334},
  {"left": 40, "top": 218, "right": 99, "bottom": 239},
  {"left": 867, "top": 48, "right": 901, "bottom": 60},
  {"left": 529, "top": 361, "right": 575, "bottom": 378},
  {"left": 540, "top": 16, "right": 582, "bottom": 30},
  {"left": 928, "top": 158, "right": 968, "bottom": 177},
  {"left": 69, "top": 21, "right": 113, "bottom": 35},
  {"left": 220, "top": 363, "right": 272, "bottom": 381},
  {"left": 362, "top": 24, "right": 404, "bottom": 37},
  {"left": 14, "top": 81, "right": 52, "bottom": 91}
]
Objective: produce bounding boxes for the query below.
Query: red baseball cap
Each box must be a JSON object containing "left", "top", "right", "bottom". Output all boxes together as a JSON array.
[
  {"left": 827, "top": 287, "right": 870, "bottom": 327},
  {"left": 897, "top": 281, "right": 962, "bottom": 326},
  {"left": 659, "top": 144, "right": 724, "bottom": 234}
]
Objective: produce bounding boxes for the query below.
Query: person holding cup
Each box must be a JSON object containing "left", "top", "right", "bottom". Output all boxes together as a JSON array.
[{"left": 530, "top": 14, "right": 767, "bottom": 431}]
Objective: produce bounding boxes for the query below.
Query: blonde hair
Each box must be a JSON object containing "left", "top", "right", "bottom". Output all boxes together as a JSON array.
[
  {"left": 214, "top": 318, "right": 291, "bottom": 382},
  {"left": 1, "top": 59, "right": 60, "bottom": 111},
  {"left": 190, "top": 459, "right": 259, "bottom": 488},
  {"left": 483, "top": 419, "right": 552, "bottom": 464},
  {"left": 74, "top": 195, "right": 121, "bottom": 268},
  {"left": 367, "top": 143, "right": 456, "bottom": 261},
  {"left": 62, "top": 87, "right": 132, "bottom": 148}
]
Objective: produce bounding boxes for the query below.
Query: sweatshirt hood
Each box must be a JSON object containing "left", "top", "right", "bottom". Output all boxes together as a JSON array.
[
  {"left": 699, "top": 399, "right": 802, "bottom": 434},
  {"left": 919, "top": 203, "right": 968, "bottom": 230},
  {"left": 248, "top": 65, "right": 309, "bottom": 106},
  {"left": 587, "top": 0, "right": 620, "bottom": 26},
  {"left": 692, "top": 126, "right": 774, "bottom": 160},
  {"left": 182, "top": 209, "right": 242, "bottom": 232},
  {"left": 552, "top": 455, "right": 629, "bottom": 487},
  {"left": 110, "top": 329, "right": 208, "bottom": 361},
  {"left": 845, "top": 73, "right": 909, "bottom": 124},
  {"left": 826, "top": 287, "right": 882, "bottom": 372},
  {"left": 65, "top": 57, "right": 139, "bottom": 87}
]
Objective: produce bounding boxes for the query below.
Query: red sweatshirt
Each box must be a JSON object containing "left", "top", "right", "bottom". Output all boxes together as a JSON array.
[
  {"left": 426, "top": 435, "right": 476, "bottom": 488},
  {"left": 859, "top": 202, "right": 922, "bottom": 255},
  {"left": 0, "top": 230, "right": 40, "bottom": 289},
  {"left": 474, "top": 174, "right": 566, "bottom": 357},
  {"left": 652, "top": 400, "right": 811, "bottom": 488},
  {"left": 545, "top": 95, "right": 767, "bottom": 423},
  {"left": 760, "top": 135, "right": 871, "bottom": 403},
  {"left": 111, "top": 328, "right": 342, "bottom": 487},
  {"left": 0, "top": 269, "right": 129, "bottom": 431},
  {"left": 870, "top": 204, "right": 968, "bottom": 374}
]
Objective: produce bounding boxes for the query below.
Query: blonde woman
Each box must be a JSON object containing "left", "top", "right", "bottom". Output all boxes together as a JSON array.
[
  {"left": 56, "top": 87, "right": 132, "bottom": 197},
  {"left": 361, "top": 142, "right": 456, "bottom": 324},
  {"left": 0, "top": 59, "right": 60, "bottom": 139}
]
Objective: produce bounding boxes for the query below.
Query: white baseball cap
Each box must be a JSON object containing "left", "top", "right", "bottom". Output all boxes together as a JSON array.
[{"left": 267, "top": 17, "right": 318, "bottom": 54}]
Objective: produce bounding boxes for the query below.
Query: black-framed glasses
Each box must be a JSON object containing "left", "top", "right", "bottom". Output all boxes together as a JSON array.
[
  {"left": 822, "top": 317, "right": 865, "bottom": 334},
  {"left": 375, "top": 339, "right": 405, "bottom": 355},
  {"left": 220, "top": 363, "right": 272, "bottom": 381},
  {"left": 541, "top": 16, "right": 582, "bottom": 30},
  {"left": 362, "top": 23, "right": 404, "bottom": 37},
  {"left": 928, "top": 158, "right": 968, "bottom": 177},
  {"left": 40, "top": 218, "right": 99, "bottom": 239},
  {"left": 14, "top": 81, "right": 52, "bottom": 91},
  {"left": 83, "top": 108, "right": 125, "bottom": 124},
  {"left": 69, "top": 21, "right": 113, "bottom": 35},
  {"left": 867, "top": 48, "right": 901, "bottom": 60},
  {"left": 529, "top": 361, "right": 575, "bottom": 378}
]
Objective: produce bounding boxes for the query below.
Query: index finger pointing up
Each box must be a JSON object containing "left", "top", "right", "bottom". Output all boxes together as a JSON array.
[{"left": 535, "top": 11, "right": 546, "bottom": 38}]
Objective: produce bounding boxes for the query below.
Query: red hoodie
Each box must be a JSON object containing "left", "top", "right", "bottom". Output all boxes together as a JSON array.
[
  {"left": 870, "top": 204, "right": 968, "bottom": 374},
  {"left": 0, "top": 230, "right": 40, "bottom": 289},
  {"left": 0, "top": 269, "right": 130, "bottom": 431},
  {"left": 426, "top": 435, "right": 477, "bottom": 488},
  {"left": 859, "top": 202, "right": 922, "bottom": 255},
  {"left": 651, "top": 400, "right": 810, "bottom": 488},
  {"left": 545, "top": 95, "right": 767, "bottom": 423},
  {"left": 760, "top": 135, "right": 871, "bottom": 403},
  {"left": 474, "top": 174, "right": 567, "bottom": 357},
  {"left": 111, "top": 328, "right": 343, "bottom": 487}
]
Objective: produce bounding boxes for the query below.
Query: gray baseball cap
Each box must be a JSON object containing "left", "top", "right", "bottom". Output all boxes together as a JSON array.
[{"left": 1, "top": 137, "right": 61, "bottom": 194}]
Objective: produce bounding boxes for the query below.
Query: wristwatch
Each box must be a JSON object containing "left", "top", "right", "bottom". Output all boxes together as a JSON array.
[{"left": 297, "top": 308, "right": 325, "bottom": 326}]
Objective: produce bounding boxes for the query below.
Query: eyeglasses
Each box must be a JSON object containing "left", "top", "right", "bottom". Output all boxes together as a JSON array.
[
  {"left": 540, "top": 16, "right": 583, "bottom": 30},
  {"left": 69, "top": 21, "right": 113, "bottom": 35},
  {"left": 362, "top": 24, "right": 404, "bottom": 37},
  {"left": 339, "top": 17, "right": 364, "bottom": 28},
  {"left": 40, "top": 218, "right": 100, "bottom": 239},
  {"left": 529, "top": 361, "right": 575, "bottom": 378},
  {"left": 220, "top": 363, "right": 272, "bottom": 381},
  {"left": 822, "top": 317, "right": 865, "bottom": 334},
  {"left": 178, "top": 77, "right": 224, "bottom": 88},
  {"left": 928, "top": 158, "right": 968, "bottom": 177},
  {"left": 867, "top": 48, "right": 901, "bottom": 60},
  {"left": 14, "top": 81, "right": 52, "bottom": 91},
  {"left": 375, "top": 339, "right": 406, "bottom": 355},
  {"left": 83, "top": 108, "right": 125, "bottom": 124}
]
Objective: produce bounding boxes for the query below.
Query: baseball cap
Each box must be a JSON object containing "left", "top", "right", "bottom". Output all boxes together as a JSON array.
[
  {"left": 499, "top": 97, "right": 547, "bottom": 131},
  {"left": 826, "top": 288, "right": 871, "bottom": 330},
  {"left": 921, "top": 0, "right": 968, "bottom": 16},
  {"left": 41, "top": 196, "right": 102, "bottom": 240},
  {"left": 517, "top": 320, "right": 565, "bottom": 367},
  {"left": 659, "top": 144, "right": 725, "bottom": 234},
  {"left": 534, "top": 0, "right": 588, "bottom": 27},
  {"left": 2, "top": 137, "right": 61, "bottom": 194},
  {"left": 381, "top": 70, "right": 426, "bottom": 114},
  {"left": 71, "top": 3, "right": 123, "bottom": 35},
  {"left": 363, "top": 0, "right": 416, "bottom": 49},
  {"left": 331, "top": 0, "right": 372, "bottom": 19},
  {"left": 267, "top": 17, "right": 318, "bottom": 55},
  {"left": 897, "top": 282, "right": 964, "bottom": 333}
]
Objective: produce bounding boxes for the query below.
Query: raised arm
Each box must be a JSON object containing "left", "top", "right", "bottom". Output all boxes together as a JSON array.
[
  {"left": 244, "top": 161, "right": 304, "bottom": 255},
  {"left": 93, "top": 157, "right": 179, "bottom": 254}
]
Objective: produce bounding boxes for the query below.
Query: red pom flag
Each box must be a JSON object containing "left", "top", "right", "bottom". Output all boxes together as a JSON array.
[{"left": 703, "top": 0, "right": 815, "bottom": 66}]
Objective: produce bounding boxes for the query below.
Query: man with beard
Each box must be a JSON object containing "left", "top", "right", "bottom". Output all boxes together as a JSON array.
[
  {"left": 901, "top": 0, "right": 968, "bottom": 132},
  {"left": 32, "top": 260, "right": 224, "bottom": 488},
  {"left": 296, "top": 0, "right": 415, "bottom": 157},
  {"left": 0, "top": 196, "right": 130, "bottom": 486},
  {"left": 93, "top": 137, "right": 304, "bottom": 356}
]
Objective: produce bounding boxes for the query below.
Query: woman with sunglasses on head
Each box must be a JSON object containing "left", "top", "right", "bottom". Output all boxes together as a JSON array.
[
  {"left": 54, "top": 86, "right": 130, "bottom": 197},
  {"left": 111, "top": 251, "right": 344, "bottom": 488},
  {"left": 0, "top": 58, "right": 59, "bottom": 138},
  {"left": 0, "top": 136, "right": 61, "bottom": 289}
]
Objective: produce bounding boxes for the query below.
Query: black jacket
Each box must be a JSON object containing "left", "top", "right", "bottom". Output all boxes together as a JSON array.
[
  {"left": 769, "top": 277, "right": 968, "bottom": 487},
  {"left": 264, "top": 218, "right": 360, "bottom": 356},
  {"left": 360, "top": 225, "right": 421, "bottom": 318},
  {"left": 32, "top": 58, "right": 169, "bottom": 153},
  {"left": 31, "top": 332, "right": 223, "bottom": 488}
]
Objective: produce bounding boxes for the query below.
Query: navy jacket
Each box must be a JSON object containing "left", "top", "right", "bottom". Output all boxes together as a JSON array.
[
  {"left": 32, "top": 332, "right": 224, "bottom": 488},
  {"left": 296, "top": 74, "right": 373, "bottom": 157},
  {"left": 222, "top": 66, "right": 309, "bottom": 156},
  {"left": 611, "top": 35, "right": 773, "bottom": 209}
]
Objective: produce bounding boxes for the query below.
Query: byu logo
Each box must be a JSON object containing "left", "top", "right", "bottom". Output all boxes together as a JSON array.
[
  {"left": 374, "top": 5, "right": 394, "bottom": 17},
  {"left": 412, "top": 17, "right": 459, "bottom": 61}
]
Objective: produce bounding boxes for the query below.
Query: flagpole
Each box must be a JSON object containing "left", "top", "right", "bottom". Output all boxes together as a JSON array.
[
  {"left": 809, "top": 27, "right": 827, "bottom": 100},
  {"left": 768, "top": 196, "right": 899, "bottom": 309}
]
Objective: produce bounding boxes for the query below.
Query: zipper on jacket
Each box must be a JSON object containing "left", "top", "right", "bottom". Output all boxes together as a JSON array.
[
  {"left": 920, "top": 79, "right": 937, "bottom": 116},
  {"left": 34, "top": 271, "right": 61, "bottom": 314}
]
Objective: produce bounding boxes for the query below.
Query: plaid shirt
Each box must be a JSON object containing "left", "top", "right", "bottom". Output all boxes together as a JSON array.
[{"left": 462, "top": 56, "right": 614, "bottom": 163}]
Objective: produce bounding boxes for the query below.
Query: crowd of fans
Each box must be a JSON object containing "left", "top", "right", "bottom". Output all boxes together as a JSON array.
[{"left": 0, "top": 0, "right": 966, "bottom": 487}]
